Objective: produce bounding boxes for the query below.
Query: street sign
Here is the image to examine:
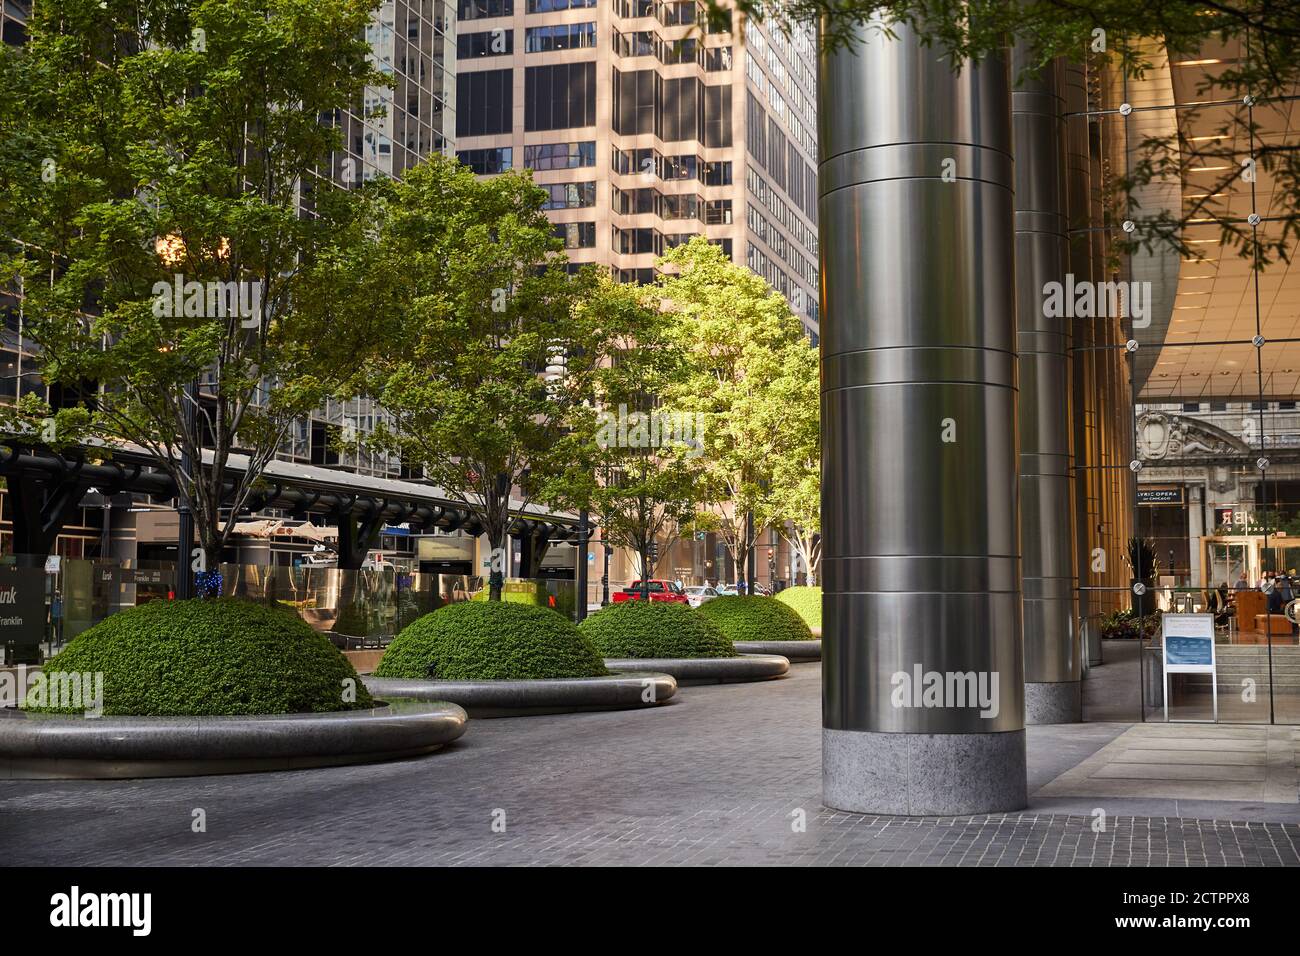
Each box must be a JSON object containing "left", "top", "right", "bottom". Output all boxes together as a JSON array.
[
  {"left": 0, "top": 566, "right": 46, "bottom": 648},
  {"left": 1161, "top": 613, "right": 1217, "bottom": 723}
]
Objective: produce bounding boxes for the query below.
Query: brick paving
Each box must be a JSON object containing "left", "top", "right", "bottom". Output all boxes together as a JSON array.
[{"left": 1, "top": 664, "right": 1298, "bottom": 866}]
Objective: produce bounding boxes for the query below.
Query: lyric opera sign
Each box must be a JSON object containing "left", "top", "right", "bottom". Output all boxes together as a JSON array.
[{"left": 0, "top": 566, "right": 47, "bottom": 650}]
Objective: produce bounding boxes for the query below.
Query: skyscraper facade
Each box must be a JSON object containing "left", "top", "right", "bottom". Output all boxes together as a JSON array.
[{"left": 452, "top": 0, "right": 820, "bottom": 336}]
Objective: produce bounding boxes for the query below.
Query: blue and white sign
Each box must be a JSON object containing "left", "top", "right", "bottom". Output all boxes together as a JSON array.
[{"left": 1162, "top": 613, "right": 1217, "bottom": 723}]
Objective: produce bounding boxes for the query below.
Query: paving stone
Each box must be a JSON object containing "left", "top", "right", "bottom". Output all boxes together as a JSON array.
[{"left": 0, "top": 665, "right": 1297, "bottom": 866}]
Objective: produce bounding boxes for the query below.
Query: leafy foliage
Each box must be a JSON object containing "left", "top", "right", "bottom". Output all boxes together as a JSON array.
[
  {"left": 2, "top": 0, "right": 384, "bottom": 568},
  {"left": 562, "top": 275, "right": 704, "bottom": 590},
  {"left": 697, "top": 594, "right": 814, "bottom": 642},
  {"left": 373, "top": 601, "right": 608, "bottom": 680},
  {"left": 27, "top": 599, "right": 372, "bottom": 716},
  {"left": 579, "top": 600, "right": 735, "bottom": 659},
  {"left": 774, "top": 585, "right": 822, "bottom": 630},
  {"left": 656, "top": 238, "right": 813, "bottom": 585},
  {"left": 330, "top": 154, "right": 631, "bottom": 600}
]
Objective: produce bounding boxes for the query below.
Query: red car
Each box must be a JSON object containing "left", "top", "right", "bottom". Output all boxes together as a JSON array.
[{"left": 611, "top": 580, "right": 689, "bottom": 604}]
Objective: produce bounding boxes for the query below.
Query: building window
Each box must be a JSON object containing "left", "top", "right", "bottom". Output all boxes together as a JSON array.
[
  {"left": 659, "top": 193, "right": 701, "bottom": 220},
  {"left": 456, "top": 69, "right": 513, "bottom": 137},
  {"left": 613, "top": 67, "right": 657, "bottom": 136},
  {"left": 612, "top": 186, "right": 656, "bottom": 215},
  {"left": 541, "top": 181, "right": 597, "bottom": 209},
  {"left": 703, "top": 160, "right": 732, "bottom": 186},
  {"left": 614, "top": 29, "right": 657, "bottom": 59},
  {"left": 662, "top": 154, "right": 698, "bottom": 180},
  {"left": 525, "top": 22, "right": 596, "bottom": 53},
  {"left": 703, "top": 46, "right": 733, "bottom": 71},
  {"left": 526, "top": 61, "right": 597, "bottom": 131},
  {"left": 457, "top": 147, "right": 513, "bottom": 174},
  {"left": 528, "top": 0, "right": 595, "bottom": 10},
  {"left": 554, "top": 221, "right": 597, "bottom": 249},
  {"left": 457, "top": 29, "right": 514, "bottom": 58},
  {"left": 705, "top": 199, "right": 732, "bottom": 225},
  {"left": 612, "top": 226, "right": 659, "bottom": 255},
  {"left": 1182, "top": 402, "right": 1201, "bottom": 412},
  {"left": 524, "top": 141, "right": 596, "bottom": 170},
  {"left": 458, "top": 0, "right": 513, "bottom": 20},
  {"left": 660, "top": 1, "right": 697, "bottom": 26}
]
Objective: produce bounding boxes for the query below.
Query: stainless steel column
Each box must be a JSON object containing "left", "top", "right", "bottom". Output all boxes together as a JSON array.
[
  {"left": 1012, "top": 49, "right": 1081, "bottom": 723},
  {"left": 1064, "top": 61, "right": 1102, "bottom": 664},
  {"left": 820, "top": 15, "right": 1027, "bottom": 815}
]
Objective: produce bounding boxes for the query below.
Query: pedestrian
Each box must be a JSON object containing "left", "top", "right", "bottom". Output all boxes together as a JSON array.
[{"left": 1234, "top": 571, "right": 1248, "bottom": 592}]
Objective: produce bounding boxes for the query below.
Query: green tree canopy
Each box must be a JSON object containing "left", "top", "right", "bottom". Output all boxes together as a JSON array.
[
  {"left": 337, "top": 155, "right": 632, "bottom": 600},
  {"left": 656, "top": 237, "right": 812, "bottom": 586},
  {"left": 3, "top": 0, "right": 384, "bottom": 573}
]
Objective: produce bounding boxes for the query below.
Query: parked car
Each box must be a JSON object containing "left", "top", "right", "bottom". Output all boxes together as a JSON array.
[
  {"left": 611, "top": 580, "right": 690, "bottom": 604},
  {"left": 683, "top": 585, "right": 719, "bottom": 608},
  {"left": 716, "top": 584, "right": 739, "bottom": 597}
]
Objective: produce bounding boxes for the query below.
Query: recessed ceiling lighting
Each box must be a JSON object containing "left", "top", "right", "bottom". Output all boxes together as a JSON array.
[
  {"left": 1190, "top": 165, "right": 1232, "bottom": 172},
  {"left": 1174, "top": 58, "right": 1223, "bottom": 66},
  {"left": 1188, "top": 134, "right": 1227, "bottom": 142}
]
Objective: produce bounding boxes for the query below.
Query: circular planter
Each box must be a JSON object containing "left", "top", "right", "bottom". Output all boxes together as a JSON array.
[
  {"left": 733, "top": 640, "right": 822, "bottom": 662},
  {"left": 364, "top": 672, "right": 677, "bottom": 718},
  {"left": 603, "top": 653, "right": 790, "bottom": 685},
  {"left": 0, "top": 701, "right": 467, "bottom": 780}
]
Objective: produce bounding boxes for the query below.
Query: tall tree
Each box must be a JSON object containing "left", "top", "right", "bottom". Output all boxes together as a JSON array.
[
  {"left": 4, "top": 0, "right": 383, "bottom": 580},
  {"left": 757, "top": 334, "right": 821, "bottom": 585},
  {"left": 564, "top": 275, "right": 705, "bottom": 598},
  {"left": 656, "top": 237, "right": 809, "bottom": 589},
  {"left": 341, "top": 156, "right": 626, "bottom": 601}
]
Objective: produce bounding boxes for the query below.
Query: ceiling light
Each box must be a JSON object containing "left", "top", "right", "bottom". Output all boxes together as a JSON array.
[
  {"left": 1173, "top": 59, "right": 1223, "bottom": 66},
  {"left": 1188, "top": 135, "right": 1227, "bottom": 142},
  {"left": 1190, "top": 165, "right": 1232, "bottom": 172}
]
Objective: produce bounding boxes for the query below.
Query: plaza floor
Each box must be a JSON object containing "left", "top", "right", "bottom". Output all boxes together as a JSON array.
[{"left": 1, "top": 660, "right": 1298, "bottom": 866}]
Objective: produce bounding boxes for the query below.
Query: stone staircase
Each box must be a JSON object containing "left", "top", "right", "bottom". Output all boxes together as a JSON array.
[{"left": 1182, "top": 645, "right": 1300, "bottom": 694}]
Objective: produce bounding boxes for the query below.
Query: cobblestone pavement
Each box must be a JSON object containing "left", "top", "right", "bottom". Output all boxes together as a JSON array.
[{"left": 2, "top": 665, "right": 1298, "bottom": 866}]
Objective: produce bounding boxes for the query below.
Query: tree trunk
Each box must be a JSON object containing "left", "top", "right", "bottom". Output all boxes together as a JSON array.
[{"left": 487, "top": 529, "right": 505, "bottom": 602}]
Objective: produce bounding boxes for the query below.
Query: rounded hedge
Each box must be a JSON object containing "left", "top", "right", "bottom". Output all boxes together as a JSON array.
[
  {"left": 27, "top": 599, "right": 373, "bottom": 716},
  {"left": 697, "top": 595, "right": 814, "bottom": 642},
  {"left": 578, "top": 601, "right": 736, "bottom": 659},
  {"left": 374, "top": 601, "right": 607, "bottom": 680},
  {"left": 774, "top": 585, "right": 822, "bottom": 630}
]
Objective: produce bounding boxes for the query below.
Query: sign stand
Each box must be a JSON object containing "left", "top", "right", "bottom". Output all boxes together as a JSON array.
[{"left": 1161, "top": 612, "right": 1218, "bottom": 723}]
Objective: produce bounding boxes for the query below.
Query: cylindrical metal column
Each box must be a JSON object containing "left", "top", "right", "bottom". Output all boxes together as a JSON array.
[
  {"left": 1064, "top": 60, "right": 1099, "bottom": 665},
  {"left": 819, "top": 16, "right": 1027, "bottom": 815},
  {"left": 1012, "top": 49, "right": 1081, "bottom": 723}
]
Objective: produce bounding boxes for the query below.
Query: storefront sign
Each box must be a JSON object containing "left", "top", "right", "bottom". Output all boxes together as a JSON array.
[
  {"left": 1162, "top": 613, "right": 1217, "bottom": 722},
  {"left": 0, "top": 566, "right": 47, "bottom": 647},
  {"left": 1137, "top": 486, "right": 1184, "bottom": 505}
]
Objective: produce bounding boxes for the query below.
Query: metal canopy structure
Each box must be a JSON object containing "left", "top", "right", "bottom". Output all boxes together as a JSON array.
[{"left": 0, "top": 444, "right": 581, "bottom": 567}]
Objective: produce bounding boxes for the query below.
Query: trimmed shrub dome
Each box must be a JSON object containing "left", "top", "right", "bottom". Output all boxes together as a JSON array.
[
  {"left": 697, "top": 595, "right": 814, "bottom": 642},
  {"left": 28, "top": 599, "right": 373, "bottom": 716},
  {"left": 774, "top": 585, "right": 822, "bottom": 630},
  {"left": 579, "top": 601, "right": 735, "bottom": 659},
  {"left": 374, "top": 601, "right": 607, "bottom": 680}
]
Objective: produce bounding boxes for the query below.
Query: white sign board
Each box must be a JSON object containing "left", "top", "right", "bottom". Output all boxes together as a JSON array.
[{"left": 1161, "top": 613, "right": 1217, "bottom": 723}]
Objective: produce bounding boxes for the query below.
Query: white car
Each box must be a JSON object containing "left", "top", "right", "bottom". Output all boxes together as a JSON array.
[
  {"left": 683, "top": 585, "right": 719, "bottom": 608},
  {"left": 716, "top": 585, "right": 740, "bottom": 597}
]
